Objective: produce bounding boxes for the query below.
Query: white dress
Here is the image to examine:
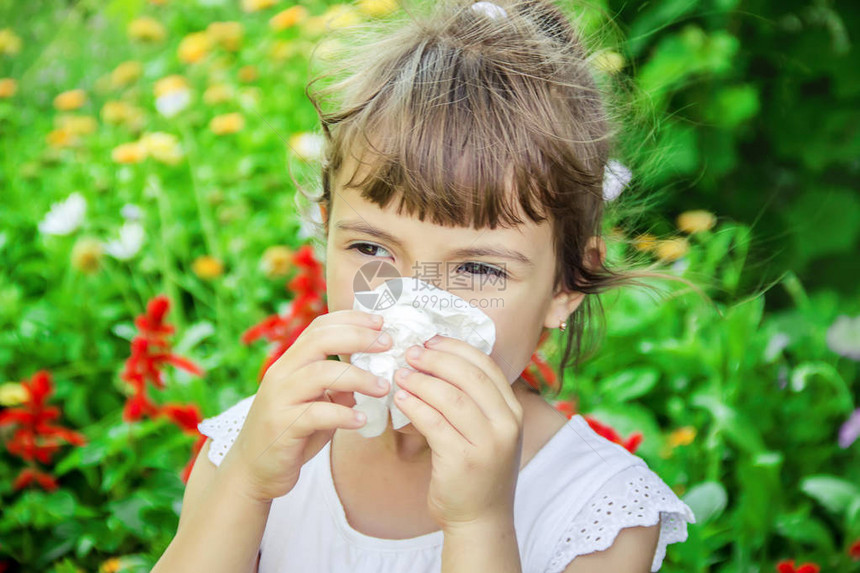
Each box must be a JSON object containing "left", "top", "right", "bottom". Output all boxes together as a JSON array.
[{"left": 198, "top": 394, "right": 696, "bottom": 572}]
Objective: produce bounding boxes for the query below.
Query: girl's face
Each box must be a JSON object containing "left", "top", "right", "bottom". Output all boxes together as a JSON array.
[{"left": 322, "top": 155, "right": 585, "bottom": 392}]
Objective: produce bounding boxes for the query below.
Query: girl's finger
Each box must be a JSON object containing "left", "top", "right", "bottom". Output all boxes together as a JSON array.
[
  {"left": 423, "top": 336, "right": 522, "bottom": 417},
  {"left": 395, "top": 386, "right": 469, "bottom": 453},
  {"left": 396, "top": 369, "right": 491, "bottom": 446},
  {"left": 405, "top": 345, "right": 513, "bottom": 423},
  {"left": 283, "top": 360, "right": 389, "bottom": 404}
]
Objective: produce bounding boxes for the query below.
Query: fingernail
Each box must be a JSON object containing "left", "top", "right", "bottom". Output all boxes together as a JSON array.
[
  {"left": 377, "top": 376, "right": 389, "bottom": 390},
  {"left": 425, "top": 335, "right": 442, "bottom": 346},
  {"left": 378, "top": 332, "right": 392, "bottom": 345},
  {"left": 408, "top": 346, "right": 423, "bottom": 359},
  {"left": 372, "top": 315, "right": 383, "bottom": 325}
]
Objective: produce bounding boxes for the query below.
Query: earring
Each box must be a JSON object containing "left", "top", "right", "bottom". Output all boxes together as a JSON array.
[{"left": 559, "top": 318, "right": 567, "bottom": 332}]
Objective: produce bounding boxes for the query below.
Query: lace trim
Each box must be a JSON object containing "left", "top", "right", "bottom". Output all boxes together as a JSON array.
[
  {"left": 546, "top": 464, "right": 696, "bottom": 573},
  {"left": 197, "top": 395, "right": 255, "bottom": 467}
]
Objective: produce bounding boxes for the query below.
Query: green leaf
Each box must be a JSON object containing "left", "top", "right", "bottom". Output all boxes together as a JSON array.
[
  {"left": 682, "top": 481, "right": 728, "bottom": 524},
  {"left": 800, "top": 475, "right": 860, "bottom": 515},
  {"left": 774, "top": 509, "right": 835, "bottom": 552},
  {"left": 598, "top": 368, "right": 660, "bottom": 402}
]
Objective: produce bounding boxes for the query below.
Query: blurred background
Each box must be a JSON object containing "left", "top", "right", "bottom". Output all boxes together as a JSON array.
[{"left": 0, "top": 0, "right": 858, "bottom": 571}]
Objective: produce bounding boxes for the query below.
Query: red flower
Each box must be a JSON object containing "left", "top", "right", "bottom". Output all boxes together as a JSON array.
[
  {"left": 553, "top": 399, "right": 578, "bottom": 419},
  {"left": 0, "top": 370, "right": 86, "bottom": 491},
  {"left": 158, "top": 403, "right": 203, "bottom": 434},
  {"left": 848, "top": 539, "right": 860, "bottom": 561},
  {"left": 776, "top": 559, "right": 820, "bottom": 573},
  {"left": 520, "top": 329, "right": 558, "bottom": 393},
  {"left": 583, "top": 415, "right": 643, "bottom": 454},
  {"left": 242, "top": 245, "right": 328, "bottom": 381}
]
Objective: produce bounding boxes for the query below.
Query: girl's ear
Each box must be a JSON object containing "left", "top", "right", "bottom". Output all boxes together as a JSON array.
[
  {"left": 543, "top": 290, "right": 585, "bottom": 330},
  {"left": 541, "top": 235, "right": 605, "bottom": 329}
]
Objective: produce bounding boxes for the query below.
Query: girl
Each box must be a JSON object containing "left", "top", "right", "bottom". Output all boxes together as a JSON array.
[{"left": 152, "top": 1, "right": 695, "bottom": 571}]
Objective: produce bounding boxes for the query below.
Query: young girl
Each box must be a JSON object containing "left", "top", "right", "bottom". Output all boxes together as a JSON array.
[{"left": 152, "top": 1, "right": 695, "bottom": 571}]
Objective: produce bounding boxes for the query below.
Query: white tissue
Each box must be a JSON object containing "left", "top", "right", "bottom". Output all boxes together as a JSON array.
[{"left": 350, "top": 277, "right": 497, "bottom": 438}]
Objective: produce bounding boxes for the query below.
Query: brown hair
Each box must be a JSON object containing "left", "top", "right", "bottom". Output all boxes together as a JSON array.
[{"left": 296, "top": 0, "right": 707, "bottom": 398}]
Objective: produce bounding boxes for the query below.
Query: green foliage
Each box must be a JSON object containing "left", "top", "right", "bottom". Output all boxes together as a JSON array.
[{"left": 0, "top": 0, "right": 858, "bottom": 572}]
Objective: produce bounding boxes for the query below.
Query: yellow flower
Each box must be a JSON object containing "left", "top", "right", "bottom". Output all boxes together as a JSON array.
[
  {"left": 192, "top": 255, "right": 224, "bottom": 279},
  {"left": 46, "top": 128, "right": 78, "bottom": 148},
  {"left": 154, "top": 75, "right": 189, "bottom": 98},
  {"left": 203, "top": 83, "right": 234, "bottom": 105},
  {"left": 102, "top": 102, "right": 146, "bottom": 131},
  {"left": 178, "top": 32, "right": 210, "bottom": 64},
  {"left": 110, "top": 61, "right": 143, "bottom": 89},
  {"left": 654, "top": 237, "right": 690, "bottom": 262},
  {"left": 207, "top": 21, "right": 243, "bottom": 52},
  {"left": 210, "top": 113, "right": 245, "bottom": 135},
  {"left": 72, "top": 237, "right": 104, "bottom": 274},
  {"left": 242, "top": 0, "right": 277, "bottom": 12},
  {"left": 357, "top": 0, "right": 398, "bottom": 18},
  {"left": 238, "top": 65, "right": 257, "bottom": 83},
  {"left": 99, "top": 557, "right": 123, "bottom": 573},
  {"left": 260, "top": 245, "right": 294, "bottom": 278},
  {"left": 0, "top": 28, "right": 22, "bottom": 55},
  {"left": 269, "top": 6, "right": 309, "bottom": 31},
  {"left": 631, "top": 232, "right": 657, "bottom": 253},
  {"left": 0, "top": 382, "right": 28, "bottom": 407},
  {"left": 111, "top": 141, "right": 148, "bottom": 164},
  {"left": 269, "top": 39, "right": 299, "bottom": 61},
  {"left": 54, "top": 89, "right": 87, "bottom": 111},
  {"left": 676, "top": 209, "right": 716, "bottom": 234},
  {"left": 0, "top": 78, "right": 17, "bottom": 98},
  {"left": 139, "top": 132, "right": 184, "bottom": 165},
  {"left": 593, "top": 50, "right": 625, "bottom": 75},
  {"left": 57, "top": 115, "right": 98, "bottom": 137},
  {"left": 667, "top": 426, "right": 696, "bottom": 448},
  {"left": 322, "top": 4, "right": 362, "bottom": 29},
  {"left": 128, "top": 17, "right": 166, "bottom": 43}
]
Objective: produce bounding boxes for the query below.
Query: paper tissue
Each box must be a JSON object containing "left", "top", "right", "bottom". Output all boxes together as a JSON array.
[{"left": 349, "top": 277, "right": 497, "bottom": 438}]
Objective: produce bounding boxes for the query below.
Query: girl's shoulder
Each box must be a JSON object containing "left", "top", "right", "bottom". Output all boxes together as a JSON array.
[
  {"left": 528, "top": 415, "right": 696, "bottom": 573},
  {"left": 197, "top": 394, "right": 256, "bottom": 466}
]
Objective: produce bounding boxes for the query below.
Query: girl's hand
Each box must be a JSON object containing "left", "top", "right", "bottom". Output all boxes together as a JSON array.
[
  {"left": 394, "top": 334, "right": 525, "bottom": 530},
  {"left": 221, "top": 310, "right": 392, "bottom": 503}
]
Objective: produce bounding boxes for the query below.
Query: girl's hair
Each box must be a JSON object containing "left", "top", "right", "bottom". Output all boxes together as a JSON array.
[{"left": 296, "top": 0, "right": 707, "bottom": 399}]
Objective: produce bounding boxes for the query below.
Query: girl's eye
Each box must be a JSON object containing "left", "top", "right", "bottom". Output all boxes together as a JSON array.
[
  {"left": 456, "top": 262, "right": 508, "bottom": 279},
  {"left": 347, "top": 242, "right": 392, "bottom": 258}
]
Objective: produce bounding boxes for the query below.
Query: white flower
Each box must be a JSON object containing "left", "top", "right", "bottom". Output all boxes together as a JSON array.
[
  {"left": 603, "top": 160, "right": 632, "bottom": 202},
  {"left": 121, "top": 203, "right": 142, "bottom": 221},
  {"left": 289, "top": 132, "right": 325, "bottom": 162},
  {"left": 104, "top": 221, "right": 145, "bottom": 260},
  {"left": 155, "top": 88, "right": 191, "bottom": 118},
  {"left": 38, "top": 192, "right": 86, "bottom": 236},
  {"left": 827, "top": 315, "right": 860, "bottom": 361}
]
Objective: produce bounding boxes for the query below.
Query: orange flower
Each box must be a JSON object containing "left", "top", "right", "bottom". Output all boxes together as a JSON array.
[
  {"left": 128, "top": 17, "right": 166, "bottom": 43},
  {"left": 99, "top": 557, "right": 123, "bottom": 573},
  {"left": 178, "top": 32, "right": 210, "bottom": 64},
  {"left": 210, "top": 113, "right": 245, "bottom": 135},
  {"left": 154, "top": 74, "right": 189, "bottom": 98},
  {"left": 238, "top": 65, "right": 257, "bottom": 83},
  {"left": 110, "top": 61, "right": 143, "bottom": 89},
  {"left": 660, "top": 425, "right": 696, "bottom": 458},
  {"left": 192, "top": 255, "right": 224, "bottom": 279},
  {"left": 53, "top": 89, "right": 86, "bottom": 111},
  {"left": 677, "top": 209, "right": 716, "bottom": 234},
  {"left": 111, "top": 141, "right": 147, "bottom": 164},
  {"left": 0, "top": 78, "right": 17, "bottom": 98},
  {"left": 46, "top": 129, "right": 77, "bottom": 148},
  {"left": 654, "top": 237, "right": 690, "bottom": 262},
  {"left": 269, "top": 6, "right": 308, "bottom": 30},
  {"left": 101, "top": 101, "right": 145, "bottom": 130},
  {"left": 207, "top": 21, "right": 243, "bottom": 51},
  {"left": 260, "top": 245, "right": 294, "bottom": 278},
  {"left": 71, "top": 237, "right": 104, "bottom": 274}
]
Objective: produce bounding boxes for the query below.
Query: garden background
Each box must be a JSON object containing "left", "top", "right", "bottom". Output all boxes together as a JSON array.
[{"left": 0, "top": 0, "right": 858, "bottom": 571}]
